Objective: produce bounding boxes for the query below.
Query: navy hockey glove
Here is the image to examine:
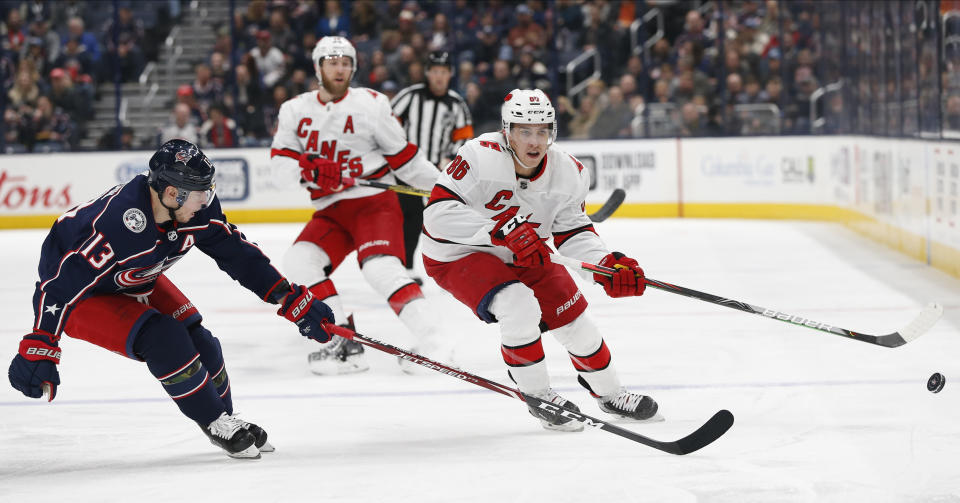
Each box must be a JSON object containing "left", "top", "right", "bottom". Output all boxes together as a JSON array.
[
  {"left": 595, "top": 252, "right": 645, "bottom": 297},
  {"left": 299, "top": 153, "right": 342, "bottom": 190},
  {"left": 277, "top": 284, "right": 335, "bottom": 343},
  {"left": 492, "top": 215, "right": 551, "bottom": 267},
  {"left": 8, "top": 331, "right": 61, "bottom": 402}
]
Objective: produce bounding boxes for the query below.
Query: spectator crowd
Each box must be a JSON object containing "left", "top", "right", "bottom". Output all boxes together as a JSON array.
[{"left": 7, "top": 0, "right": 958, "bottom": 152}]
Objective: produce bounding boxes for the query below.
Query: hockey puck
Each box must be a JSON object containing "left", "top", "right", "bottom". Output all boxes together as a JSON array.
[{"left": 927, "top": 372, "right": 946, "bottom": 393}]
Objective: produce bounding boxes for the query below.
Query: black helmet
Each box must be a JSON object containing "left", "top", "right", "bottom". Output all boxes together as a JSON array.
[
  {"left": 148, "top": 139, "right": 215, "bottom": 208},
  {"left": 426, "top": 50, "right": 452, "bottom": 69}
]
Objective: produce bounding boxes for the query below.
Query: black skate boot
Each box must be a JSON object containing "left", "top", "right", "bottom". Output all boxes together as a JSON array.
[
  {"left": 525, "top": 388, "right": 584, "bottom": 432},
  {"left": 578, "top": 375, "right": 660, "bottom": 421},
  {"left": 241, "top": 420, "right": 275, "bottom": 453},
  {"left": 308, "top": 314, "right": 369, "bottom": 375},
  {"left": 596, "top": 388, "right": 659, "bottom": 421},
  {"left": 201, "top": 412, "right": 260, "bottom": 459}
]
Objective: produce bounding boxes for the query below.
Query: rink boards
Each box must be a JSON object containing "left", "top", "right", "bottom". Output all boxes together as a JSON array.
[{"left": 0, "top": 136, "right": 957, "bottom": 276}]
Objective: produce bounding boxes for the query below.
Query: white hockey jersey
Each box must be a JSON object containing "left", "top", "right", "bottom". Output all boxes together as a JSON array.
[
  {"left": 270, "top": 87, "right": 440, "bottom": 210},
  {"left": 422, "top": 132, "right": 611, "bottom": 267}
]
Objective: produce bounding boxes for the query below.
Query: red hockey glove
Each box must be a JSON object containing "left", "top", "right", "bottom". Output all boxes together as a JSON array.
[
  {"left": 491, "top": 215, "right": 551, "bottom": 267},
  {"left": 276, "top": 283, "right": 335, "bottom": 343},
  {"left": 299, "top": 153, "right": 342, "bottom": 190},
  {"left": 595, "top": 252, "right": 645, "bottom": 297},
  {"left": 8, "top": 331, "right": 61, "bottom": 402}
]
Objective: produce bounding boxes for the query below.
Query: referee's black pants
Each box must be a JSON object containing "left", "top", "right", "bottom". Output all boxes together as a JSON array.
[{"left": 397, "top": 191, "right": 425, "bottom": 269}]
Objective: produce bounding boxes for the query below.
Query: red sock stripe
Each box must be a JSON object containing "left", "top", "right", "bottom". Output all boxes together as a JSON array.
[
  {"left": 309, "top": 279, "right": 338, "bottom": 301},
  {"left": 501, "top": 338, "right": 545, "bottom": 367},
  {"left": 387, "top": 283, "right": 424, "bottom": 314},
  {"left": 569, "top": 340, "right": 611, "bottom": 372}
]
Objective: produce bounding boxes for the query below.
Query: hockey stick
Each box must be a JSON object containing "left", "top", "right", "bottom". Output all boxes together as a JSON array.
[
  {"left": 348, "top": 178, "right": 624, "bottom": 223},
  {"left": 321, "top": 323, "right": 734, "bottom": 455},
  {"left": 550, "top": 254, "right": 943, "bottom": 348}
]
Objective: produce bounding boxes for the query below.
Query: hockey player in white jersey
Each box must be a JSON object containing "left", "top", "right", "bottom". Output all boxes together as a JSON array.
[
  {"left": 421, "top": 89, "right": 658, "bottom": 431},
  {"left": 270, "top": 36, "right": 449, "bottom": 375}
]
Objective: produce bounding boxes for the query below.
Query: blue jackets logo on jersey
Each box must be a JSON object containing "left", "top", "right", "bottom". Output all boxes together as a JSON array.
[{"left": 122, "top": 208, "right": 147, "bottom": 233}]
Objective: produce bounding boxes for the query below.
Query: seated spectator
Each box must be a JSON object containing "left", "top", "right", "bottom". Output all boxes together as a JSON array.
[
  {"left": 507, "top": 4, "right": 545, "bottom": 50},
  {"left": 97, "top": 125, "right": 138, "bottom": 150},
  {"left": 65, "top": 16, "right": 101, "bottom": 63},
  {"left": 191, "top": 62, "right": 223, "bottom": 115},
  {"left": 267, "top": 8, "right": 296, "bottom": 54},
  {"left": 158, "top": 102, "right": 200, "bottom": 145},
  {"left": 589, "top": 87, "right": 632, "bottom": 139},
  {"left": 199, "top": 104, "right": 237, "bottom": 148},
  {"left": 249, "top": 30, "right": 284, "bottom": 88},
  {"left": 568, "top": 95, "right": 600, "bottom": 139},
  {"left": 427, "top": 12, "right": 452, "bottom": 52},
  {"left": 380, "top": 79, "right": 399, "bottom": 100},
  {"left": 53, "top": 35, "right": 95, "bottom": 79},
  {"left": 678, "top": 102, "right": 705, "bottom": 137},
  {"left": 100, "top": 32, "right": 144, "bottom": 83},
  {"left": 29, "top": 95, "right": 74, "bottom": 151},
  {"left": 101, "top": 3, "right": 145, "bottom": 52},
  {"left": 513, "top": 47, "right": 549, "bottom": 90},
  {"left": 3, "top": 8, "right": 26, "bottom": 54},
  {"left": 316, "top": 0, "right": 350, "bottom": 38},
  {"left": 8, "top": 69, "right": 40, "bottom": 108},
  {"left": 48, "top": 67, "right": 89, "bottom": 124},
  {"left": 175, "top": 84, "right": 204, "bottom": 124}
]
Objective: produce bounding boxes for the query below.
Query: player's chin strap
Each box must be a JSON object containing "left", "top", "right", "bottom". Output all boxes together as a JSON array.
[
  {"left": 156, "top": 186, "right": 189, "bottom": 223},
  {"left": 501, "top": 129, "right": 551, "bottom": 172}
]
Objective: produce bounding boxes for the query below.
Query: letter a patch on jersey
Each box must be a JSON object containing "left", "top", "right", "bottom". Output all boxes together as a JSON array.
[
  {"left": 343, "top": 116, "right": 355, "bottom": 134},
  {"left": 179, "top": 234, "right": 195, "bottom": 252}
]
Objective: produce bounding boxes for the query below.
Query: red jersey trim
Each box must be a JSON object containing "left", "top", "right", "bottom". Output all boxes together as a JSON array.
[
  {"left": 316, "top": 88, "right": 350, "bottom": 105},
  {"left": 385, "top": 142, "right": 419, "bottom": 170},
  {"left": 552, "top": 224, "right": 598, "bottom": 249},
  {"left": 270, "top": 147, "right": 301, "bottom": 160}
]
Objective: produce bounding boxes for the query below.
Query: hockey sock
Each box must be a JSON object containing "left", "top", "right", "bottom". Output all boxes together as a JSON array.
[
  {"left": 188, "top": 323, "right": 232, "bottom": 415},
  {"left": 133, "top": 314, "right": 225, "bottom": 425},
  {"left": 552, "top": 314, "right": 621, "bottom": 397}
]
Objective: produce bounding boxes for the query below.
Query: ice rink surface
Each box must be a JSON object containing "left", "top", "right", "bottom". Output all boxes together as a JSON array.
[{"left": 1, "top": 219, "right": 959, "bottom": 502}]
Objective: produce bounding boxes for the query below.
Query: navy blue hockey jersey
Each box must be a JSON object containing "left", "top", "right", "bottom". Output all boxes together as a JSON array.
[{"left": 33, "top": 174, "right": 285, "bottom": 336}]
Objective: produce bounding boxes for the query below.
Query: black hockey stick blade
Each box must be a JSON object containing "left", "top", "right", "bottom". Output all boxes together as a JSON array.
[
  {"left": 323, "top": 323, "right": 733, "bottom": 455},
  {"left": 551, "top": 254, "right": 944, "bottom": 348},
  {"left": 588, "top": 188, "right": 626, "bottom": 223},
  {"left": 522, "top": 394, "right": 734, "bottom": 455}
]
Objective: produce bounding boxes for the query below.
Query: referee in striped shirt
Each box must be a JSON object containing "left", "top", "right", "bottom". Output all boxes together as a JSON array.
[{"left": 391, "top": 50, "right": 474, "bottom": 281}]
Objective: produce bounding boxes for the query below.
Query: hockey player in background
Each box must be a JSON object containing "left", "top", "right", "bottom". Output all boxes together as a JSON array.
[
  {"left": 7, "top": 139, "right": 335, "bottom": 459},
  {"left": 269, "top": 36, "right": 450, "bottom": 375},
  {"left": 421, "top": 89, "right": 659, "bottom": 431}
]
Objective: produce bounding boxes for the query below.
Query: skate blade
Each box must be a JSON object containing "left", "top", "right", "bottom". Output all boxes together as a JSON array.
[
  {"left": 606, "top": 411, "right": 665, "bottom": 423},
  {"left": 309, "top": 355, "right": 371, "bottom": 376},
  {"left": 538, "top": 418, "right": 585, "bottom": 432},
  {"left": 226, "top": 445, "right": 262, "bottom": 459}
]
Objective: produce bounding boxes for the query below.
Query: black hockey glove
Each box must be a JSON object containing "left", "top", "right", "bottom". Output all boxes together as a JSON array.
[
  {"left": 277, "top": 283, "right": 335, "bottom": 343},
  {"left": 9, "top": 331, "right": 61, "bottom": 402}
]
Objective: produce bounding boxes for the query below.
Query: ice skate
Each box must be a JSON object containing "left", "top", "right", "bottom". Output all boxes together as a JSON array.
[
  {"left": 202, "top": 412, "right": 260, "bottom": 459},
  {"left": 308, "top": 335, "right": 369, "bottom": 375},
  {"left": 525, "top": 388, "right": 584, "bottom": 432},
  {"left": 597, "top": 387, "right": 662, "bottom": 422},
  {"left": 398, "top": 335, "right": 455, "bottom": 375},
  {"left": 240, "top": 419, "right": 275, "bottom": 453}
]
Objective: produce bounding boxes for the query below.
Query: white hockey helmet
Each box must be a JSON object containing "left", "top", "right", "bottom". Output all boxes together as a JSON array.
[
  {"left": 312, "top": 36, "right": 357, "bottom": 81},
  {"left": 500, "top": 88, "right": 557, "bottom": 145}
]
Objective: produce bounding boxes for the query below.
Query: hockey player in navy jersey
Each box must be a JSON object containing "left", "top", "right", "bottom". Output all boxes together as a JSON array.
[{"left": 7, "top": 139, "right": 336, "bottom": 459}]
